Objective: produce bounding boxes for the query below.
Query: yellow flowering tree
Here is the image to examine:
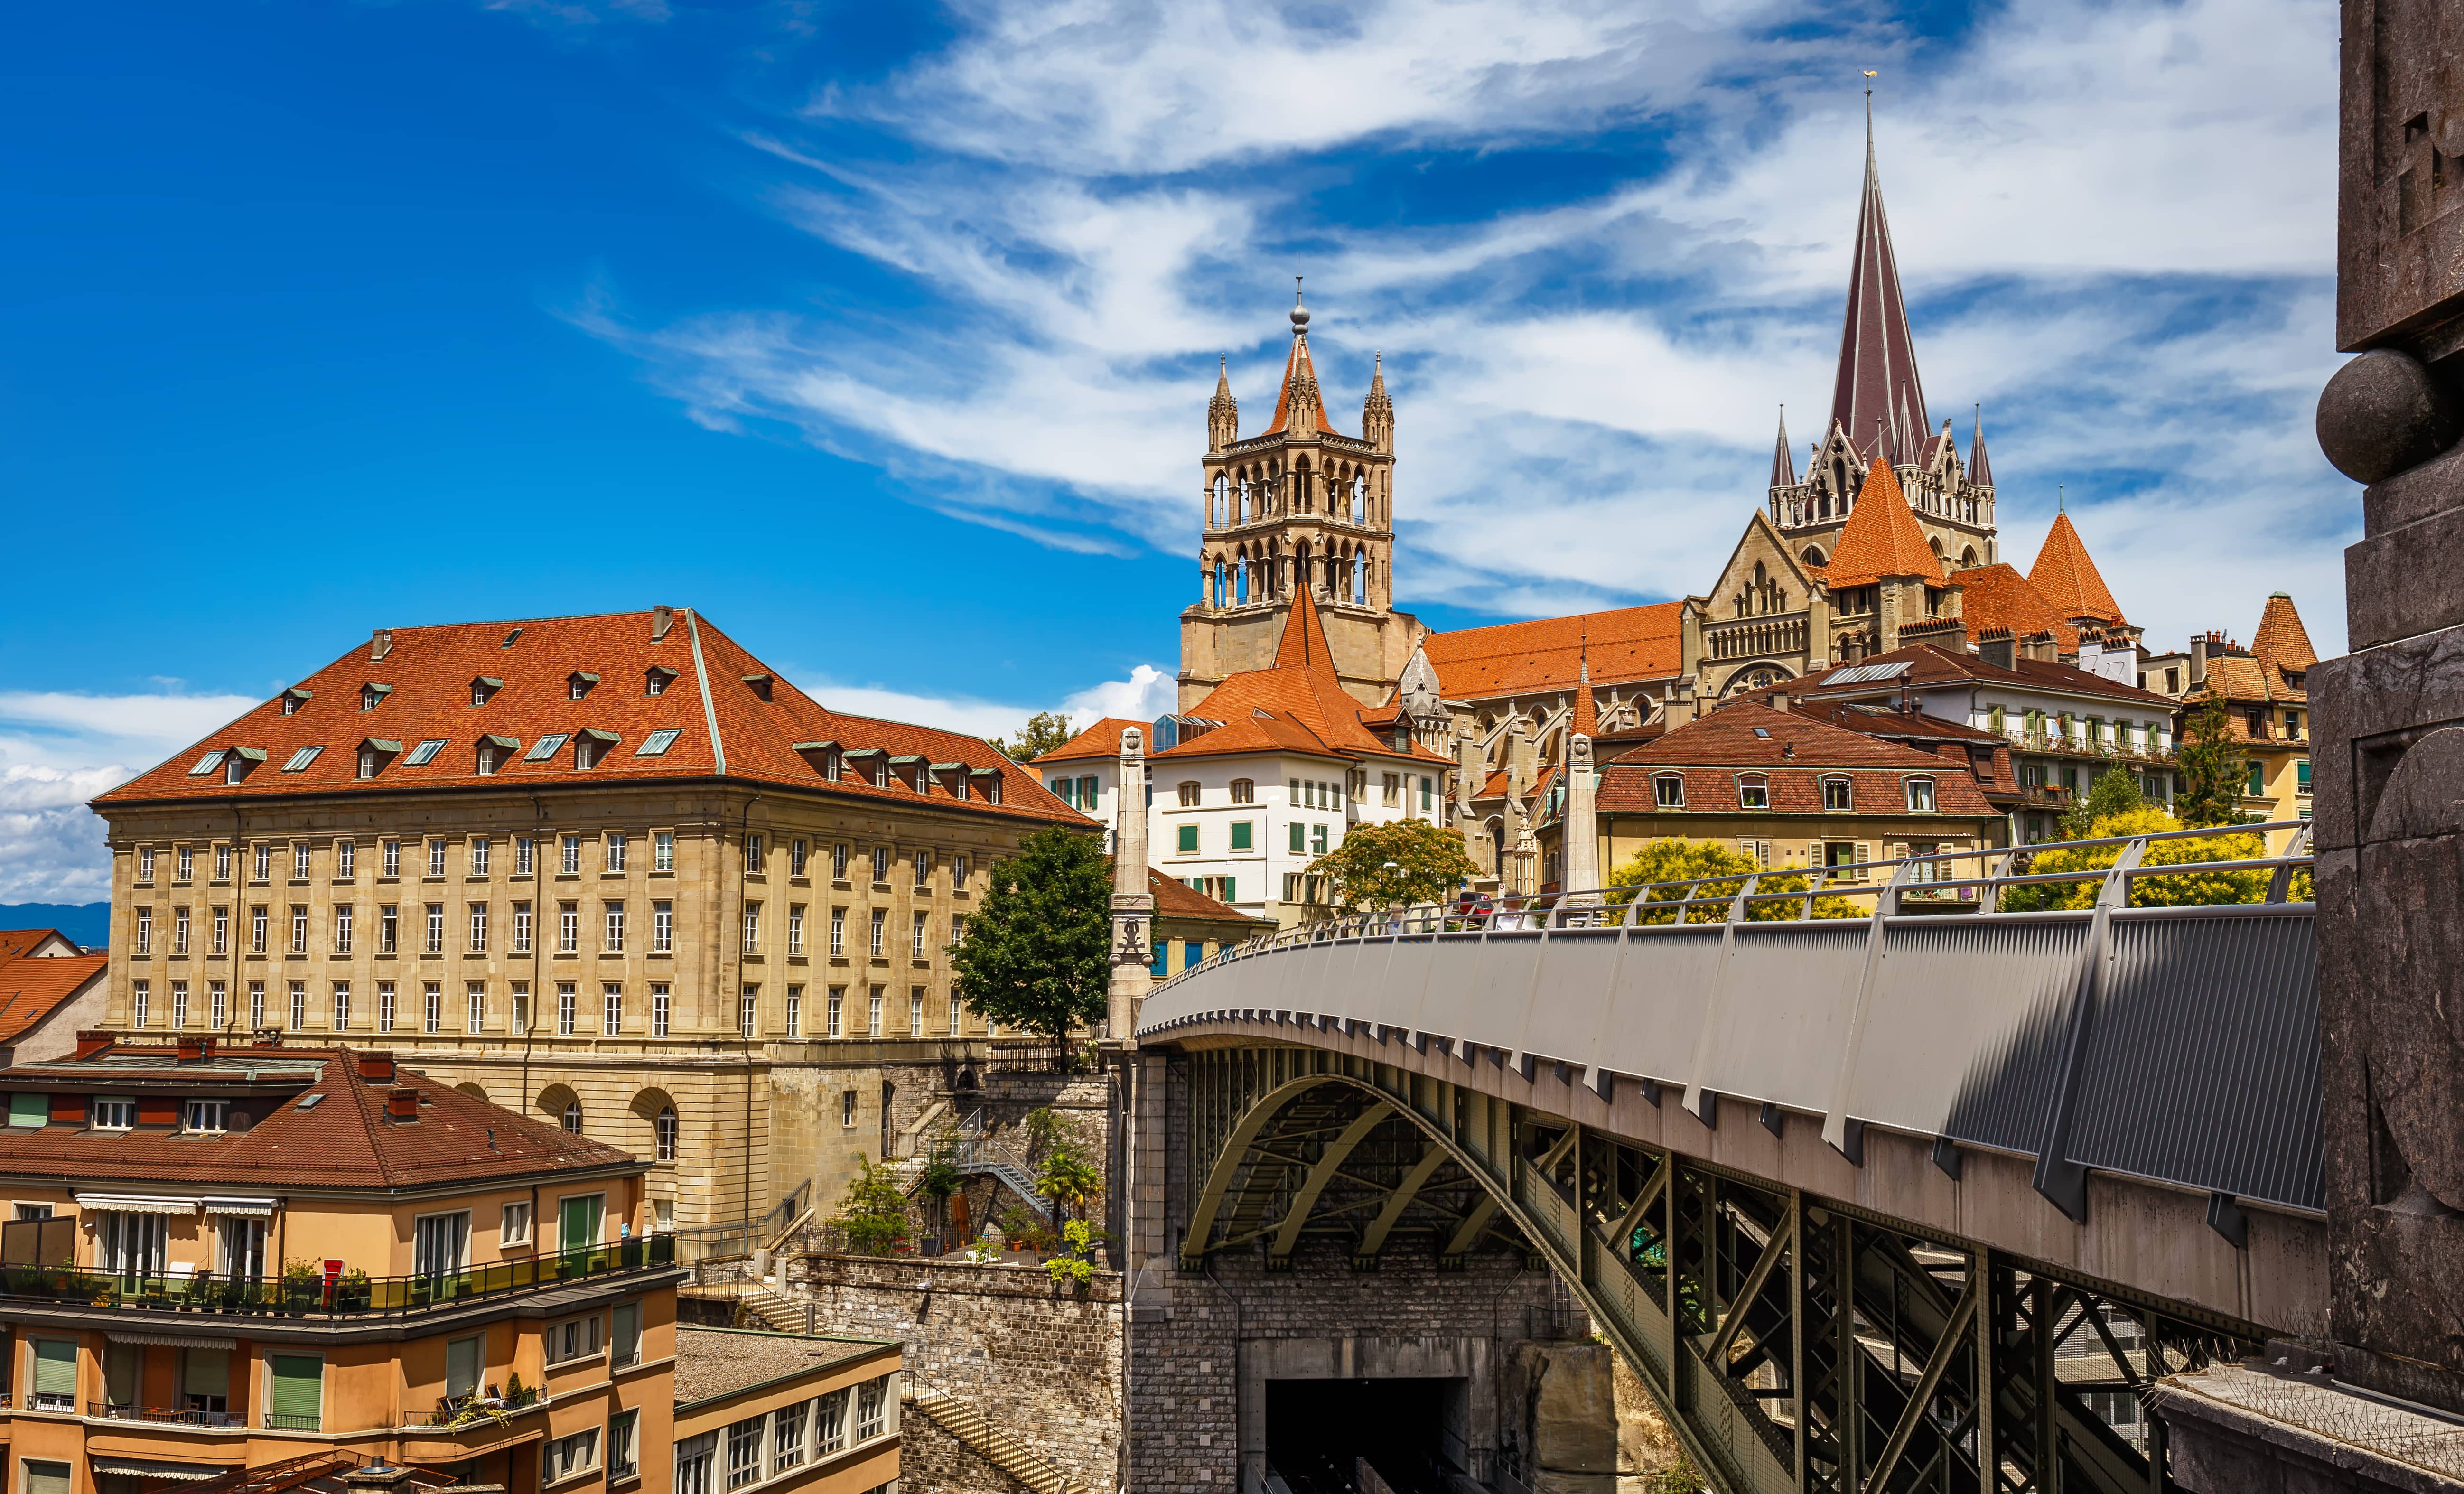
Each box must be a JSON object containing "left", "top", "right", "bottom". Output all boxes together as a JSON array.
[
  {"left": 1999, "top": 806, "right": 2279, "bottom": 911},
  {"left": 1603, "top": 840, "right": 1866, "bottom": 924}
]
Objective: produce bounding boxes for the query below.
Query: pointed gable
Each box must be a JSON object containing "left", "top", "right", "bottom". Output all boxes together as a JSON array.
[
  {"left": 2253, "top": 593, "right": 2317, "bottom": 675},
  {"left": 1830, "top": 112, "right": 1929, "bottom": 463},
  {"left": 1264, "top": 330, "right": 1347, "bottom": 439},
  {"left": 1274, "top": 583, "right": 1333, "bottom": 669},
  {"left": 1821, "top": 461, "right": 1945, "bottom": 588},
  {"left": 1968, "top": 408, "right": 1994, "bottom": 487},
  {"left": 1769, "top": 409, "right": 1797, "bottom": 488},
  {"left": 1949, "top": 563, "right": 2077, "bottom": 651},
  {"left": 2028, "top": 513, "right": 2123, "bottom": 624}
]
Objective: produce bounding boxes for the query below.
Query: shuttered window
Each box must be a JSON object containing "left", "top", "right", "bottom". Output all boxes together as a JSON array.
[
  {"left": 268, "top": 1354, "right": 323, "bottom": 1430},
  {"left": 31, "top": 1338, "right": 76, "bottom": 1409}
]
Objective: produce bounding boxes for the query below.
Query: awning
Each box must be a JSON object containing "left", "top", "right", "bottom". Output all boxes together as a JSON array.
[
  {"left": 201, "top": 1197, "right": 277, "bottom": 1218},
  {"left": 74, "top": 1194, "right": 198, "bottom": 1215},
  {"left": 90, "top": 1460, "right": 230, "bottom": 1482},
  {"left": 106, "top": 1331, "right": 237, "bottom": 1350}
]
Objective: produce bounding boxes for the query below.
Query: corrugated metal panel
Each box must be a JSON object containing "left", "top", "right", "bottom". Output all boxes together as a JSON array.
[
  {"left": 1871, "top": 915, "right": 2090, "bottom": 1148},
  {"left": 1416, "top": 933, "right": 1491, "bottom": 1045},
  {"left": 1518, "top": 928, "right": 1624, "bottom": 1065},
  {"left": 1596, "top": 927, "right": 1727, "bottom": 1085},
  {"left": 1698, "top": 923, "right": 1867, "bottom": 1111},
  {"left": 2066, "top": 908, "right": 2324, "bottom": 1212}
]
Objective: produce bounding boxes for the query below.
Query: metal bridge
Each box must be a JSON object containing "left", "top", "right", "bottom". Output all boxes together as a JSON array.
[{"left": 1126, "top": 824, "right": 2325, "bottom": 1494}]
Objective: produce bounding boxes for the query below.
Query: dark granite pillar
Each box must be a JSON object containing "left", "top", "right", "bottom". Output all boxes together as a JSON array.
[{"left": 2311, "top": 0, "right": 2464, "bottom": 1419}]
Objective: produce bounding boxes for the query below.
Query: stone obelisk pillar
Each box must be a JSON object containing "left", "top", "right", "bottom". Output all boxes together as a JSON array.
[
  {"left": 1105, "top": 726, "right": 1154, "bottom": 1045},
  {"left": 1561, "top": 733, "right": 1601, "bottom": 907},
  {"left": 2308, "top": 4, "right": 2464, "bottom": 1416}
]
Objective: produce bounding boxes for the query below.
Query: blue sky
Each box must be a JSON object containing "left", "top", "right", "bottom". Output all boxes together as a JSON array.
[{"left": 0, "top": 0, "right": 2346, "bottom": 899}]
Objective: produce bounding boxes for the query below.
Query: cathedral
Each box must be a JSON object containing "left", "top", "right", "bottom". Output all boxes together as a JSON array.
[{"left": 1174, "top": 116, "right": 2141, "bottom": 891}]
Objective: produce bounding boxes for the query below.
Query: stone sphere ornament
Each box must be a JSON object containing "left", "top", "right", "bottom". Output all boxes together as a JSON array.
[{"left": 2317, "top": 347, "right": 2462, "bottom": 484}]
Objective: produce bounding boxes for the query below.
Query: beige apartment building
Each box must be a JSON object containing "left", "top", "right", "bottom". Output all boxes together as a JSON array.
[{"left": 88, "top": 607, "right": 1090, "bottom": 1232}]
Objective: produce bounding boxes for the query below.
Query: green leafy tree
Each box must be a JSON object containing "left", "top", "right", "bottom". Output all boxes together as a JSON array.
[
  {"left": 1036, "top": 1142, "right": 1102, "bottom": 1225},
  {"left": 2061, "top": 766, "right": 2146, "bottom": 842},
  {"left": 1044, "top": 1219, "right": 1105, "bottom": 1290},
  {"left": 2173, "top": 692, "right": 2251, "bottom": 829},
  {"left": 1999, "top": 805, "right": 2275, "bottom": 911},
  {"left": 1603, "top": 840, "right": 1866, "bottom": 924},
  {"left": 989, "top": 710, "right": 1077, "bottom": 764},
  {"left": 949, "top": 827, "right": 1110, "bottom": 1068},
  {"left": 916, "top": 1133, "right": 963, "bottom": 1248},
  {"left": 1302, "top": 819, "right": 1480, "bottom": 913},
  {"left": 829, "top": 1155, "right": 914, "bottom": 1255}
]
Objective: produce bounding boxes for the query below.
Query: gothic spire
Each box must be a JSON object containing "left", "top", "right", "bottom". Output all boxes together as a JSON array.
[
  {"left": 1363, "top": 350, "right": 1393, "bottom": 452},
  {"left": 1769, "top": 406, "right": 1797, "bottom": 488},
  {"left": 1573, "top": 638, "right": 1597, "bottom": 738},
  {"left": 1207, "top": 354, "right": 1239, "bottom": 450},
  {"left": 1968, "top": 404, "right": 1994, "bottom": 487},
  {"left": 1267, "top": 282, "right": 1333, "bottom": 438},
  {"left": 1829, "top": 101, "right": 1929, "bottom": 464}
]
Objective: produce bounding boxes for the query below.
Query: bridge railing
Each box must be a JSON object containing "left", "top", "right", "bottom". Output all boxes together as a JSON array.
[{"left": 1149, "top": 819, "right": 2314, "bottom": 999}]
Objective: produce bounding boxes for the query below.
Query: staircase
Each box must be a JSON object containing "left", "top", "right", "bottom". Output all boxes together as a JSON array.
[
  {"left": 903, "top": 1380, "right": 1092, "bottom": 1494},
  {"left": 905, "top": 1110, "right": 1055, "bottom": 1229},
  {"left": 735, "top": 1283, "right": 806, "bottom": 1334}
]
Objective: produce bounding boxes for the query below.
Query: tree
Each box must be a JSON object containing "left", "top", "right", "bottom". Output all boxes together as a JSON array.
[
  {"left": 948, "top": 827, "right": 1111, "bottom": 1067},
  {"left": 1603, "top": 840, "right": 1866, "bottom": 924},
  {"left": 989, "top": 710, "right": 1077, "bottom": 764},
  {"left": 1036, "top": 1142, "right": 1102, "bottom": 1225},
  {"left": 829, "top": 1155, "right": 914, "bottom": 1255},
  {"left": 2061, "top": 765, "right": 2146, "bottom": 842},
  {"left": 916, "top": 1133, "right": 963, "bottom": 1249},
  {"left": 1302, "top": 819, "right": 1479, "bottom": 913},
  {"left": 2173, "top": 691, "right": 2251, "bottom": 829},
  {"left": 1998, "top": 805, "right": 2273, "bottom": 912}
]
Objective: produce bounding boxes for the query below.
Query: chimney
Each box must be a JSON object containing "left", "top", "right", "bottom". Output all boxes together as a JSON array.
[
  {"left": 652, "top": 605, "right": 675, "bottom": 642},
  {"left": 386, "top": 1087, "right": 420, "bottom": 1121},
  {"left": 176, "top": 1034, "right": 214, "bottom": 1064},
  {"left": 74, "top": 1030, "right": 113, "bottom": 1061},
  {"left": 1978, "top": 627, "right": 2016, "bottom": 672},
  {"left": 1770, "top": 694, "right": 1790, "bottom": 714},
  {"left": 357, "top": 1051, "right": 396, "bottom": 1083},
  {"left": 2190, "top": 635, "right": 2209, "bottom": 687},
  {"left": 370, "top": 628, "right": 393, "bottom": 661}
]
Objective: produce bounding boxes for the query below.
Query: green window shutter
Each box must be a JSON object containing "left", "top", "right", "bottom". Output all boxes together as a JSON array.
[
  {"left": 1222, "top": 878, "right": 1235, "bottom": 903},
  {"left": 614, "top": 1301, "right": 642, "bottom": 1366},
  {"left": 2297, "top": 759, "right": 2312, "bottom": 790},
  {"left": 32, "top": 1338, "right": 75, "bottom": 1397},
  {"left": 1176, "top": 825, "right": 1198, "bottom": 854},
  {"left": 269, "top": 1354, "right": 323, "bottom": 1423},
  {"left": 8, "top": 1093, "right": 45, "bottom": 1128},
  {"left": 23, "top": 1462, "right": 69, "bottom": 1494},
  {"left": 2249, "top": 764, "right": 2265, "bottom": 795},
  {"left": 560, "top": 1195, "right": 604, "bottom": 1253},
  {"left": 1230, "top": 822, "right": 1251, "bottom": 851},
  {"left": 1149, "top": 940, "right": 1167, "bottom": 977},
  {"left": 1288, "top": 823, "right": 1305, "bottom": 854},
  {"left": 447, "top": 1336, "right": 482, "bottom": 1400}
]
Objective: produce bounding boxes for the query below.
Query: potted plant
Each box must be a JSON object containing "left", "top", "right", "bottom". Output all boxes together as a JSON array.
[{"left": 280, "top": 1259, "right": 321, "bottom": 1316}]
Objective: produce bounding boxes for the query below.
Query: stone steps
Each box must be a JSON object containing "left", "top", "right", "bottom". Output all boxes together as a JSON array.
[
  {"left": 904, "top": 1381, "right": 1093, "bottom": 1494},
  {"left": 736, "top": 1283, "right": 807, "bottom": 1334}
]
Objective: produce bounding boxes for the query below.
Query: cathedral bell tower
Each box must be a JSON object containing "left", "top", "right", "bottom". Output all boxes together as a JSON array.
[{"left": 1179, "top": 288, "right": 1419, "bottom": 710}]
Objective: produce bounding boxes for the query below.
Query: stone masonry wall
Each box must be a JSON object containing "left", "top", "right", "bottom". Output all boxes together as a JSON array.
[
  {"left": 897, "top": 1405, "right": 1037, "bottom": 1494},
  {"left": 783, "top": 1253, "right": 1124, "bottom": 1490}
]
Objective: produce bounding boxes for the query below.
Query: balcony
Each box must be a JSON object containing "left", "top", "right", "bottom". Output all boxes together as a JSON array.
[
  {"left": 91, "top": 1401, "right": 244, "bottom": 1429},
  {"left": 1705, "top": 614, "right": 1808, "bottom": 662},
  {"left": 0, "top": 1234, "right": 676, "bottom": 1323},
  {"left": 2002, "top": 728, "right": 2174, "bottom": 764}
]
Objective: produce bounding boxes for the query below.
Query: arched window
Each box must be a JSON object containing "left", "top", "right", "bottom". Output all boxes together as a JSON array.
[
  {"left": 1229, "top": 779, "right": 1255, "bottom": 804},
  {"left": 560, "top": 1101, "right": 582, "bottom": 1134},
  {"left": 1177, "top": 781, "right": 1201, "bottom": 807},
  {"left": 655, "top": 1106, "right": 677, "bottom": 1162}
]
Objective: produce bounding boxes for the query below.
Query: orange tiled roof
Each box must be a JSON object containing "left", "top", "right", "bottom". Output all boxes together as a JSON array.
[
  {"left": 2028, "top": 514, "right": 2124, "bottom": 624},
  {"left": 2252, "top": 594, "right": 2317, "bottom": 674},
  {"left": 0, "top": 1044, "right": 640, "bottom": 1190},
  {"left": 0, "top": 931, "right": 79, "bottom": 961},
  {"left": 1163, "top": 591, "right": 1450, "bottom": 766},
  {"left": 1948, "top": 563, "right": 2079, "bottom": 651},
  {"left": 1421, "top": 603, "right": 1682, "bottom": 701},
  {"left": 1033, "top": 717, "right": 1147, "bottom": 767},
  {"left": 1147, "top": 868, "right": 1271, "bottom": 928},
  {"left": 0, "top": 949, "right": 104, "bottom": 1046},
  {"left": 1821, "top": 461, "right": 1946, "bottom": 588},
  {"left": 95, "top": 609, "right": 1081, "bottom": 826},
  {"left": 1264, "top": 334, "right": 1349, "bottom": 439}
]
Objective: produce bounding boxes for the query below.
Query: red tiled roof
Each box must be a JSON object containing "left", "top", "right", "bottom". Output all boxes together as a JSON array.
[
  {"left": 1147, "top": 869, "right": 1270, "bottom": 928},
  {"left": 1598, "top": 763, "right": 1997, "bottom": 819},
  {"left": 1264, "top": 334, "right": 1349, "bottom": 439},
  {"left": 0, "top": 931, "right": 80, "bottom": 961},
  {"left": 0, "top": 1044, "right": 642, "bottom": 1190},
  {"left": 1033, "top": 718, "right": 1146, "bottom": 767},
  {"left": 0, "top": 951, "right": 104, "bottom": 1046},
  {"left": 2028, "top": 514, "right": 2124, "bottom": 624},
  {"left": 1948, "top": 564, "right": 2079, "bottom": 651},
  {"left": 2252, "top": 594, "right": 2317, "bottom": 675},
  {"left": 1598, "top": 704, "right": 1996, "bottom": 817},
  {"left": 94, "top": 609, "right": 1081, "bottom": 825},
  {"left": 1789, "top": 642, "right": 2176, "bottom": 709},
  {"left": 1822, "top": 461, "right": 1946, "bottom": 588},
  {"left": 1421, "top": 603, "right": 1683, "bottom": 700},
  {"left": 1164, "top": 592, "right": 1450, "bottom": 766}
]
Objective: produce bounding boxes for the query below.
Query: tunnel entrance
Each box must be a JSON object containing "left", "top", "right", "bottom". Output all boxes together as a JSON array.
[{"left": 1264, "top": 1376, "right": 1468, "bottom": 1494}]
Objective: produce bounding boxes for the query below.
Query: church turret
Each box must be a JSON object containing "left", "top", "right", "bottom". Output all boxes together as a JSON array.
[
  {"left": 1769, "top": 407, "right": 1797, "bottom": 488},
  {"left": 1969, "top": 405, "right": 1995, "bottom": 489},
  {"left": 1363, "top": 351, "right": 1393, "bottom": 455},
  {"left": 1207, "top": 355, "right": 1238, "bottom": 453}
]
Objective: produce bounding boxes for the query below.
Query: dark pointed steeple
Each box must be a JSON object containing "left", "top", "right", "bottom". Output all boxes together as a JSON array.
[
  {"left": 1769, "top": 406, "right": 1797, "bottom": 487},
  {"left": 1829, "top": 99, "right": 1929, "bottom": 464},
  {"left": 1968, "top": 404, "right": 1994, "bottom": 487}
]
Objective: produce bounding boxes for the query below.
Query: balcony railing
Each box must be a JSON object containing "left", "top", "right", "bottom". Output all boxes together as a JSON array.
[
  {"left": 0, "top": 1234, "right": 675, "bottom": 1321},
  {"left": 91, "top": 1401, "right": 242, "bottom": 1428},
  {"left": 1704, "top": 614, "right": 1808, "bottom": 661},
  {"left": 2002, "top": 728, "right": 2174, "bottom": 762},
  {"left": 262, "top": 1412, "right": 322, "bottom": 1431}
]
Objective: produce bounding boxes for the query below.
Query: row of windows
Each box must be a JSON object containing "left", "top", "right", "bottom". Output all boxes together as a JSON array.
[
  {"left": 1985, "top": 705, "right": 2170, "bottom": 752},
  {"left": 1650, "top": 773, "right": 1938, "bottom": 813},
  {"left": 1058, "top": 772, "right": 1438, "bottom": 815},
  {"left": 738, "top": 834, "right": 971, "bottom": 891},
  {"left": 790, "top": 746, "right": 1004, "bottom": 803},
  {"left": 134, "top": 834, "right": 977, "bottom": 891},
  {"left": 683, "top": 1375, "right": 893, "bottom": 1494},
  {"left": 130, "top": 898, "right": 683, "bottom": 958}
]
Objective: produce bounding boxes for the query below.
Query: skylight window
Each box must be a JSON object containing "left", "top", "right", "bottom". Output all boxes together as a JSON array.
[
  {"left": 526, "top": 733, "right": 570, "bottom": 762},
  {"left": 404, "top": 739, "right": 448, "bottom": 766},
  {"left": 281, "top": 747, "right": 324, "bottom": 773},
  {"left": 190, "top": 749, "right": 229, "bottom": 777},
  {"left": 636, "top": 729, "right": 682, "bottom": 757},
  {"left": 1752, "top": 728, "right": 1772, "bottom": 739}
]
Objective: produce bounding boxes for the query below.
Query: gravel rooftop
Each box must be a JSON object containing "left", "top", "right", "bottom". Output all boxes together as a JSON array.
[{"left": 673, "top": 1327, "right": 896, "bottom": 1408}]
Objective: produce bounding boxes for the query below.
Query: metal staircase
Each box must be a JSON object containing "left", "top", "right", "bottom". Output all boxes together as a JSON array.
[{"left": 903, "top": 1110, "right": 1054, "bottom": 1228}]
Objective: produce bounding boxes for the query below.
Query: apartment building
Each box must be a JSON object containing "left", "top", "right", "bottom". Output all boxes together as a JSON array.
[{"left": 87, "top": 607, "right": 1089, "bottom": 1231}]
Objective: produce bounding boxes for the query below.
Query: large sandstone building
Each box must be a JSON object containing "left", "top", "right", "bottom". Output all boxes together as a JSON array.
[
  {"left": 89, "top": 607, "right": 1088, "bottom": 1231},
  {"left": 1176, "top": 118, "right": 2164, "bottom": 887}
]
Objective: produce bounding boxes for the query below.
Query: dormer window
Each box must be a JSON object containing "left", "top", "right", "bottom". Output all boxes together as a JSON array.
[
  {"left": 1654, "top": 774, "right": 1685, "bottom": 809},
  {"left": 476, "top": 736, "right": 518, "bottom": 775},
  {"left": 575, "top": 729, "right": 619, "bottom": 770},
  {"left": 568, "top": 673, "right": 598, "bottom": 701},
  {"left": 742, "top": 674, "right": 774, "bottom": 703},
  {"left": 356, "top": 741, "right": 400, "bottom": 781},
  {"left": 794, "top": 741, "right": 841, "bottom": 778},
  {"left": 1736, "top": 774, "right": 1769, "bottom": 811},
  {"left": 1904, "top": 776, "right": 1937, "bottom": 812},
  {"left": 360, "top": 684, "right": 392, "bottom": 712},
  {"left": 646, "top": 667, "right": 678, "bottom": 698},
  {"left": 470, "top": 677, "right": 502, "bottom": 708},
  {"left": 1821, "top": 775, "right": 1852, "bottom": 811},
  {"left": 279, "top": 688, "right": 311, "bottom": 717},
  {"left": 845, "top": 748, "right": 887, "bottom": 787}
]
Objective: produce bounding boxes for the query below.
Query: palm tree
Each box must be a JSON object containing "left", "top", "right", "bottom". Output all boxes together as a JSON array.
[{"left": 1036, "top": 1145, "right": 1101, "bottom": 1225}]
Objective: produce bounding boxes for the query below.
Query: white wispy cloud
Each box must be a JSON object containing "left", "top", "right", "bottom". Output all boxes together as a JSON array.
[
  {"left": 594, "top": 0, "right": 2354, "bottom": 655},
  {"left": 783, "top": 664, "right": 1180, "bottom": 747}
]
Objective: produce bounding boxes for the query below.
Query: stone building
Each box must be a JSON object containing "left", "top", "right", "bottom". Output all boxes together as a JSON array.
[
  {"left": 87, "top": 606, "right": 1089, "bottom": 1233},
  {"left": 2178, "top": 592, "right": 2319, "bottom": 851}
]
